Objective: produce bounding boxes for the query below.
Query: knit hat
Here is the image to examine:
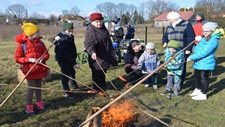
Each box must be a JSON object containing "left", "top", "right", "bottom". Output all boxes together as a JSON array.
[
  {"left": 112, "top": 18, "right": 120, "bottom": 24},
  {"left": 21, "top": 22, "right": 39, "bottom": 37},
  {"left": 146, "top": 42, "right": 155, "bottom": 49},
  {"left": 196, "top": 12, "right": 205, "bottom": 19},
  {"left": 202, "top": 22, "right": 218, "bottom": 32},
  {"left": 62, "top": 21, "right": 74, "bottom": 31},
  {"left": 129, "top": 39, "right": 140, "bottom": 47},
  {"left": 167, "top": 12, "right": 181, "bottom": 20},
  {"left": 167, "top": 40, "right": 180, "bottom": 49},
  {"left": 89, "top": 13, "right": 104, "bottom": 21}
]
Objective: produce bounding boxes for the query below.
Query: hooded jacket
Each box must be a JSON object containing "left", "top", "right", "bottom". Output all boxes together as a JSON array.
[
  {"left": 14, "top": 33, "right": 50, "bottom": 80},
  {"left": 189, "top": 33, "right": 220, "bottom": 70},
  {"left": 54, "top": 32, "right": 77, "bottom": 65},
  {"left": 138, "top": 50, "right": 160, "bottom": 74},
  {"left": 164, "top": 48, "right": 185, "bottom": 83},
  {"left": 84, "top": 23, "right": 118, "bottom": 70},
  {"left": 124, "top": 44, "right": 145, "bottom": 72}
]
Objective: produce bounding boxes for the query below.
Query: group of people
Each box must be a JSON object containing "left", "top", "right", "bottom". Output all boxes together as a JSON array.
[{"left": 14, "top": 11, "right": 222, "bottom": 115}]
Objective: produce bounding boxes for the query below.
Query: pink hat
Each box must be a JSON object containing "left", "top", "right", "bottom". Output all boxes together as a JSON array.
[{"left": 90, "top": 13, "right": 104, "bottom": 21}]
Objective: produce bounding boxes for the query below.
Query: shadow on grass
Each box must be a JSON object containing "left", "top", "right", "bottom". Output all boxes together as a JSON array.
[
  {"left": 165, "top": 115, "right": 200, "bottom": 127},
  {"left": 207, "top": 78, "right": 225, "bottom": 98}
]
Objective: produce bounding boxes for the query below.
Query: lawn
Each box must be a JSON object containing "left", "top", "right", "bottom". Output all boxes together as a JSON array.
[{"left": 0, "top": 36, "right": 225, "bottom": 127}]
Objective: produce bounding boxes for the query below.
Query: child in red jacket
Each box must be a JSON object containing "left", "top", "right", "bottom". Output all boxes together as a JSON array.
[{"left": 14, "top": 22, "right": 50, "bottom": 114}]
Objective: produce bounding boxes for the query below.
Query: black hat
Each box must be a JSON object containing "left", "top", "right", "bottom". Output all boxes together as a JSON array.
[
  {"left": 129, "top": 39, "right": 140, "bottom": 48},
  {"left": 197, "top": 12, "right": 205, "bottom": 19},
  {"left": 112, "top": 18, "right": 120, "bottom": 24}
]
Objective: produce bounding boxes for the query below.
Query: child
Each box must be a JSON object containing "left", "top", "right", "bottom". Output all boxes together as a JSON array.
[
  {"left": 138, "top": 42, "right": 160, "bottom": 89},
  {"left": 14, "top": 22, "right": 50, "bottom": 114},
  {"left": 161, "top": 40, "right": 185, "bottom": 98},
  {"left": 54, "top": 21, "right": 80, "bottom": 98},
  {"left": 187, "top": 22, "right": 220, "bottom": 100}
]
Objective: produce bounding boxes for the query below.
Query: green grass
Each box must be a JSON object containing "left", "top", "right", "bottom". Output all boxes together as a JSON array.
[{"left": 0, "top": 38, "right": 225, "bottom": 127}]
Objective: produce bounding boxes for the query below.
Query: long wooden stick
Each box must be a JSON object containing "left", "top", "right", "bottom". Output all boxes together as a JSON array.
[
  {"left": 0, "top": 84, "right": 98, "bottom": 94},
  {"left": 78, "top": 40, "right": 195, "bottom": 127},
  {"left": 138, "top": 108, "right": 172, "bottom": 127},
  {"left": 0, "top": 44, "right": 53, "bottom": 108}
]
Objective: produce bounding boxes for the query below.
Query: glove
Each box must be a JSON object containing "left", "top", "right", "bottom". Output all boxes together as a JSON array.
[
  {"left": 54, "top": 36, "right": 60, "bottom": 41},
  {"left": 123, "top": 64, "right": 131, "bottom": 68},
  {"left": 163, "top": 43, "right": 167, "bottom": 48},
  {"left": 91, "top": 53, "right": 96, "bottom": 60},
  {"left": 73, "top": 64, "right": 79, "bottom": 69},
  {"left": 37, "top": 57, "right": 44, "bottom": 63},
  {"left": 195, "top": 36, "right": 202, "bottom": 41},
  {"left": 28, "top": 58, "right": 36, "bottom": 63},
  {"left": 187, "top": 57, "right": 192, "bottom": 62},
  {"left": 138, "top": 66, "right": 142, "bottom": 70},
  {"left": 185, "top": 50, "right": 191, "bottom": 55}
]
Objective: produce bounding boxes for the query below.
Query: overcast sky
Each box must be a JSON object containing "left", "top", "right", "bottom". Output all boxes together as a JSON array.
[{"left": 0, "top": 0, "right": 196, "bottom": 18}]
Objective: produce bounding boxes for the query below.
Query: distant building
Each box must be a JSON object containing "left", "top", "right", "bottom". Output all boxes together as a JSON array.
[{"left": 154, "top": 11, "right": 196, "bottom": 27}]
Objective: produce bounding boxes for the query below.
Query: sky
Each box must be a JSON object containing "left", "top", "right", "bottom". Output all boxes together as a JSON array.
[{"left": 0, "top": 0, "right": 196, "bottom": 18}]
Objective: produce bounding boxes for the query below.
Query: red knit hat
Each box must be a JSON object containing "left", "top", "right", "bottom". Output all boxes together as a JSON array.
[{"left": 90, "top": 13, "right": 104, "bottom": 21}]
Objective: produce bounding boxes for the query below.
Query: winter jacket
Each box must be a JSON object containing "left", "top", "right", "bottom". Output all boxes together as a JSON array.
[
  {"left": 164, "top": 48, "right": 185, "bottom": 83},
  {"left": 84, "top": 23, "right": 118, "bottom": 70},
  {"left": 54, "top": 32, "right": 77, "bottom": 65},
  {"left": 189, "top": 33, "right": 220, "bottom": 70},
  {"left": 14, "top": 33, "right": 50, "bottom": 80},
  {"left": 138, "top": 50, "right": 160, "bottom": 74},
  {"left": 111, "top": 23, "right": 124, "bottom": 43},
  {"left": 125, "top": 26, "right": 135, "bottom": 39},
  {"left": 162, "top": 19, "right": 195, "bottom": 52},
  {"left": 124, "top": 45, "right": 145, "bottom": 73}
]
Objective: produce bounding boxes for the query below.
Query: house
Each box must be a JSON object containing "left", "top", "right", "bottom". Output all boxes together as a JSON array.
[{"left": 154, "top": 11, "right": 196, "bottom": 27}]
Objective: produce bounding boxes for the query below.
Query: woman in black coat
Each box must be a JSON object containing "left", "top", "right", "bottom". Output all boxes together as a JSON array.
[{"left": 84, "top": 13, "right": 118, "bottom": 91}]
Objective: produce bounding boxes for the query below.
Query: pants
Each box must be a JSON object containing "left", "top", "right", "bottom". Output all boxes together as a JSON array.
[
  {"left": 194, "top": 69, "right": 210, "bottom": 94},
  {"left": 180, "top": 54, "right": 190, "bottom": 87},
  {"left": 115, "top": 49, "right": 122, "bottom": 63},
  {"left": 26, "top": 79, "right": 42, "bottom": 105},
  {"left": 145, "top": 73, "right": 157, "bottom": 85},
  {"left": 58, "top": 61, "right": 77, "bottom": 91},
  {"left": 166, "top": 74, "right": 181, "bottom": 93},
  {"left": 91, "top": 68, "right": 106, "bottom": 90},
  {"left": 125, "top": 68, "right": 143, "bottom": 85}
]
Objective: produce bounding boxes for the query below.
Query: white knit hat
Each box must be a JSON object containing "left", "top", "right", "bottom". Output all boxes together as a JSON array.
[
  {"left": 167, "top": 12, "right": 181, "bottom": 20},
  {"left": 146, "top": 42, "right": 155, "bottom": 49},
  {"left": 202, "top": 22, "right": 218, "bottom": 31}
]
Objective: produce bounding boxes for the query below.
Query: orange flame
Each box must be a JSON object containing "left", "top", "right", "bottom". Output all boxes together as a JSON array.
[{"left": 102, "top": 100, "right": 138, "bottom": 127}]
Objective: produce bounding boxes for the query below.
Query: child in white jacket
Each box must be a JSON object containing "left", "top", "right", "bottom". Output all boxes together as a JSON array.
[{"left": 138, "top": 42, "right": 160, "bottom": 89}]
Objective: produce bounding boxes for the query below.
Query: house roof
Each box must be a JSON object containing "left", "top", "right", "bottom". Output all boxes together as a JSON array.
[{"left": 155, "top": 11, "right": 195, "bottom": 21}]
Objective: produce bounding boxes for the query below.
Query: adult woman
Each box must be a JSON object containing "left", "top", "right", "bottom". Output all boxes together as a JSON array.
[
  {"left": 124, "top": 39, "right": 145, "bottom": 86},
  {"left": 84, "top": 13, "right": 118, "bottom": 91}
]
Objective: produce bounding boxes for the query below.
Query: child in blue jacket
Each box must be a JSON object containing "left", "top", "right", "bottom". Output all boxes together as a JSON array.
[
  {"left": 187, "top": 22, "right": 220, "bottom": 100},
  {"left": 161, "top": 40, "right": 185, "bottom": 98},
  {"left": 138, "top": 42, "right": 160, "bottom": 89}
]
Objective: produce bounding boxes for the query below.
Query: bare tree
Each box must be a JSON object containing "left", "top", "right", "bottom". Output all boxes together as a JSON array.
[
  {"left": 96, "top": 2, "right": 116, "bottom": 19},
  {"left": 139, "top": 2, "right": 147, "bottom": 20},
  {"left": 30, "top": 12, "right": 45, "bottom": 19},
  {"left": 70, "top": 6, "right": 80, "bottom": 16},
  {"left": 5, "top": 4, "right": 27, "bottom": 21},
  {"left": 126, "top": 4, "right": 137, "bottom": 21},
  {"left": 49, "top": 14, "right": 57, "bottom": 25},
  {"left": 146, "top": 0, "right": 179, "bottom": 21},
  {"left": 117, "top": 3, "right": 128, "bottom": 18}
]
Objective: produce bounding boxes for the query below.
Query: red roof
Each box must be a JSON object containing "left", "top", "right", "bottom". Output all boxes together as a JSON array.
[{"left": 155, "top": 11, "right": 195, "bottom": 21}]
